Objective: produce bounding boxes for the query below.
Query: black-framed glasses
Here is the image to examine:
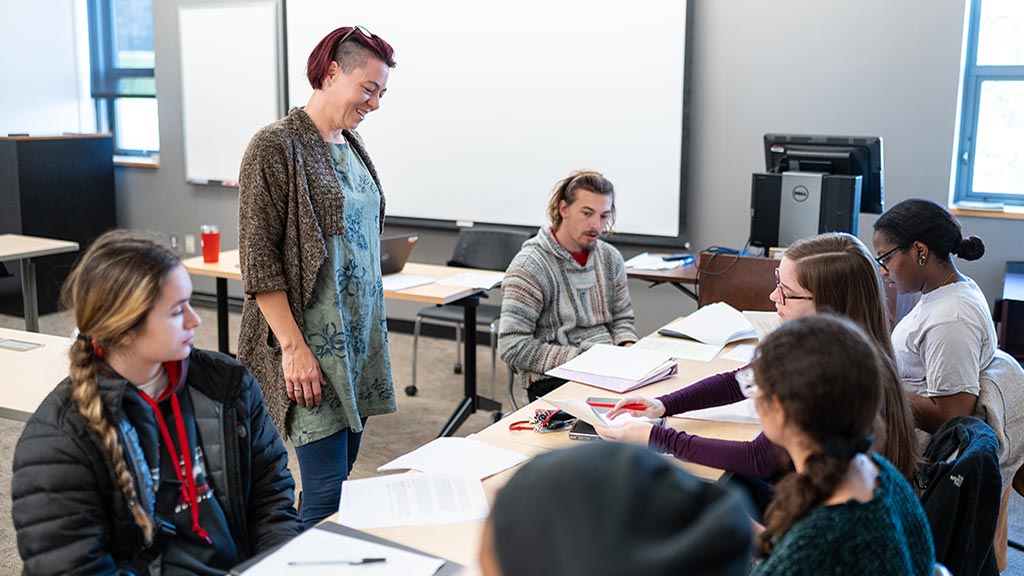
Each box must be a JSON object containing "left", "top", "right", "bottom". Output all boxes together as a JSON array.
[
  {"left": 874, "top": 245, "right": 905, "bottom": 272},
  {"left": 774, "top": 268, "right": 813, "bottom": 306},
  {"left": 337, "top": 25, "right": 375, "bottom": 47}
]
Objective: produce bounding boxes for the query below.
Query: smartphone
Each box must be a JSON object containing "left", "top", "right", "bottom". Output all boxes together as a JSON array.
[{"left": 568, "top": 397, "right": 666, "bottom": 441}]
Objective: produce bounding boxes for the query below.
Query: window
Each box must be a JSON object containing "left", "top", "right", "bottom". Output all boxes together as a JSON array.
[{"left": 87, "top": 0, "right": 159, "bottom": 155}]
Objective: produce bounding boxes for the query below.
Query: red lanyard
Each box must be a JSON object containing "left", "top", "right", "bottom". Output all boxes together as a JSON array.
[{"left": 139, "top": 389, "right": 211, "bottom": 544}]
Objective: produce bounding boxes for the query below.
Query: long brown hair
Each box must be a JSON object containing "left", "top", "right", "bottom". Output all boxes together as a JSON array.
[
  {"left": 785, "top": 233, "right": 920, "bottom": 478},
  {"left": 61, "top": 230, "right": 182, "bottom": 543},
  {"left": 546, "top": 170, "right": 616, "bottom": 234},
  {"left": 753, "top": 315, "right": 882, "bottom": 554}
]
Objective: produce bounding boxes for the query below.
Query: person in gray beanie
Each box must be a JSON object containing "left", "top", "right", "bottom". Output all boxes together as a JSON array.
[{"left": 479, "top": 442, "right": 753, "bottom": 576}]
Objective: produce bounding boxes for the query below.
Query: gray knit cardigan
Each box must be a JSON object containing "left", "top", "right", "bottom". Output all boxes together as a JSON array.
[
  {"left": 237, "top": 107, "right": 385, "bottom": 434},
  {"left": 498, "top": 226, "right": 638, "bottom": 389}
]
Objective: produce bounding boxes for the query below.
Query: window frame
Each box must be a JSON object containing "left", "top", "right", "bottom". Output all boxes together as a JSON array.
[
  {"left": 86, "top": 0, "right": 158, "bottom": 156},
  {"left": 954, "top": 0, "right": 1024, "bottom": 206}
]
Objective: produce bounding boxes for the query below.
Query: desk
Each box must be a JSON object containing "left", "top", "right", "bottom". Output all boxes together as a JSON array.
[
  {"left": 182, "top": 252, "right": 502, "bottom": 437},
  {"left": 627, "top": 262, "right": 698, "bottom": 301},
  {"left": 0, "top": 327, "right": 70, "bottom": 420},
  {"left": 0, "top": 234, "right": 80, "bottom": 332},
  {"left": 343, "top": 343, "right": 761, "bottom": 573}
]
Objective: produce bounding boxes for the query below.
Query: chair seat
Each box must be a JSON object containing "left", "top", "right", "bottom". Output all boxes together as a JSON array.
[{"left": 417, "top": 303, "right": 502, "bottom": 326}]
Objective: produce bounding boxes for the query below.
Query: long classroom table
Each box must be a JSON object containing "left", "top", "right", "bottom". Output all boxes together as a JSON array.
[
  {"left": 353, "top": 339, "right": 763, "bottom": 572},
  {"left": 0, "top": 327, "right": 71, "bottom": 421}
]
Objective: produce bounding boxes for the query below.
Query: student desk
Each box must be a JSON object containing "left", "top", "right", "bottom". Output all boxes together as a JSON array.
[
  {"left": 0, "top": 234, "right": 80, "bottom": 332},
  {"left": 627, "top": 262, "right": 699, "bottom": 301},
  {"left": 331, "top": 342, "right": 761, "bottom": 573},
  {"left": 182, "top": 252, "right": 502, "bottom": 437},
  {"left": 0, "top": 327, "right": 70, "bottom": 420}
]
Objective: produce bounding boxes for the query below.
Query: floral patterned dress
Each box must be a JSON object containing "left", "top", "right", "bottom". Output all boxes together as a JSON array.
[{"left": 287, "top": 140, "right": 396, "bottom": 446}]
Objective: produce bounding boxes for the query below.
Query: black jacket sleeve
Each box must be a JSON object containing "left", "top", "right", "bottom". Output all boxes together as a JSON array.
[{"left": 241, "top": 372, "right": 302, "bottom": 551}]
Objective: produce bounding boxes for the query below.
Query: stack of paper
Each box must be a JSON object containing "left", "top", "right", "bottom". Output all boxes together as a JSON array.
[
  {"left": 382, "top": 273, "right": 435, "bottom": 292},
  {"left": 338, "top": 471, "right": 489, "bottom": 529},
  {"left": 658, "top": 302, "right": 757, "bottom": 345},
  {"left": 546, "top": 344, "right": 678, "bottom": 393},
  {"left": 632, "top": 336, "right": 723, "bottom": 362},
  {"left": 377, "top": 437, "right": 528, "bottom": 480},
  {"left": 682, "top": 398, "right": 761, "bottom": 424},
  {"left": 624, "top": 252, "right": 684, "bottom": 270}
]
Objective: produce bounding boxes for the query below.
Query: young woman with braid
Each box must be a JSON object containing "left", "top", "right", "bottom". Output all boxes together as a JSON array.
[
  {"left": 749, "top": 315, "right": 934, "bottom": 575},
  {"left": 11, "top": 230, "right": 300, "bottom": 575},
  {"left": 598, "top": 233, "right": 920, "bottom": 483}
]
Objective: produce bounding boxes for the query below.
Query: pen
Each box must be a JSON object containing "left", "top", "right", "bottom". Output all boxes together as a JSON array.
[
  {"left": 287, "top": 557, "right": 387, "bottom": 566},
  {"left": 588, "top": 402, "right": 646, "bottom": 411}
]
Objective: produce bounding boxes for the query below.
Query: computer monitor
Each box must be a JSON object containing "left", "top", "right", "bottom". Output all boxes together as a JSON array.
[{"left": 763, "top": 134, "right": 883, "bottom": 214}]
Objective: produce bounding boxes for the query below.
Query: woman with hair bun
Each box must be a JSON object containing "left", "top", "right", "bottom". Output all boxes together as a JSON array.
[
  {"left": 12, "top": 230, "right": 300, "bottom": 575},
  {"left": 750, "top": 315, "right": 934, "bottom": 575},
  {"left": 872, "top": 198, "right": 995, "bottom": 433}
]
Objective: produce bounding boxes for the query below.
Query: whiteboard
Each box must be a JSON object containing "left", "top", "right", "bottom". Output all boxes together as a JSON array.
[
  {"left": 179, "top": 1, "right": 280, "bottom": 186},
  {"left": 285, "top": 0, "right": 690, "bottom": 240}
]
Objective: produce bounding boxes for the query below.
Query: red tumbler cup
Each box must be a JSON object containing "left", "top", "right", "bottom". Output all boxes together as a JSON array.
[{"left": 201, "top": 225, "right": 220, "bottom": 263}]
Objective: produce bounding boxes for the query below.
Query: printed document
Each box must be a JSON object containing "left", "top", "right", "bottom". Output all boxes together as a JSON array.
[
  {"left": 377, "top": 437, "right": 528, "bottom": 480},
  {"left": 238, "top": 525, "right": 444, "bottom": 575},
  {"left": 682, "top": 398, "right": 761, "bottom": 424},
  {"left": 338, "top": 472, "right": 489, "bottom": 529},
  {"left": 382, "top": 274, "right": 435, "bottom": 292},
  {"left": 657, "top": 302, "right": 756, "bottom": 345},
  {"left": 545, "top": 344, "right": 678, "bottom": 393},
  {"left": 633, "top": 336, "right": 723, "bottom": 362},
  {"left": 624, "top": 252, "right": 685, "bottom": 270},
  {"left": 435, "top": 271, "right": 505, "bottom": 289},
  {"left": 546, "top": 397, "right": 656, "bottom": 428}
]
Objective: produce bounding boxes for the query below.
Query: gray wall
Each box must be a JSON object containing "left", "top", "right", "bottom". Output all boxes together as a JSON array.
[{"left": 115, "top": 0, "right": 1020, "bottom": 335}]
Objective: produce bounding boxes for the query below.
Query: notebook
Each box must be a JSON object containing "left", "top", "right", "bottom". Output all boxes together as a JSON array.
[{"left": 380, "top": 234, "right": 418, "bottom": 275}]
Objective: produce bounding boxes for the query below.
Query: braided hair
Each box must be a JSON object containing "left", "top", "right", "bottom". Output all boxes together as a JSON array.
[
  {"left": 752, "top": 315, "right": 882, "bottom": 554},
  {"left": 62, "top": 230, "right": 182, "bottom": 543}
]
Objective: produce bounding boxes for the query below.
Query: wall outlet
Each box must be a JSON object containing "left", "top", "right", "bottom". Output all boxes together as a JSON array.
[
  {"left": 169, "top": 234, "right": 180, "bottom": 250},
  {"left": 184, "top": 234, "right": 196, "bottom": 254}
]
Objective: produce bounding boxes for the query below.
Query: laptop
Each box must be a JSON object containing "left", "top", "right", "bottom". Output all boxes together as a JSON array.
[{"left": 380, "top": 234, "right": 418, "bottom": 275}]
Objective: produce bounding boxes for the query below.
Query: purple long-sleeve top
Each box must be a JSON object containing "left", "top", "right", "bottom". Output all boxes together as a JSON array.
[{"left": 647, "top": 367, "right": 787, "bottom": 479}]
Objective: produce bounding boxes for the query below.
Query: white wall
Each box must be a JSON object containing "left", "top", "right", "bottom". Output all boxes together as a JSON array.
[{"left": 1, "top": 0, "right": 89, "bottom": 135}]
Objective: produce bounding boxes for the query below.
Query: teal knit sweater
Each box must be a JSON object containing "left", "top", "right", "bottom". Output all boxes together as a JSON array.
[{"left": 752, "top": 454, "right": 935, "bottom": 576}]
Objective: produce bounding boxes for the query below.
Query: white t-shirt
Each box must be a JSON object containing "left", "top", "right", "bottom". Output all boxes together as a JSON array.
[{"left": 892, "top": 277, "right": 996, "bottom": 398}]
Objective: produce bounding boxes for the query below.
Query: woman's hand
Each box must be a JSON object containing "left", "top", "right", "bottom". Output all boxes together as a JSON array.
[
  {"left": 282, "top": 341, "right": 325, "bottom": 408},
  {"left": 594, "top": 421, "right": 655, "bottom": 446},
  {"left": 606, "top": 396, "right": 666, "bottom": 420}
]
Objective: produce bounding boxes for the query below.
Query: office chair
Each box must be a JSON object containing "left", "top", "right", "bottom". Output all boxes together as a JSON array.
[
  {"left": 695, "top": 251, "right": 780, "bottom": 311},
  {"left": 407, "top": 227, "right": 533, "bottom": 398}
]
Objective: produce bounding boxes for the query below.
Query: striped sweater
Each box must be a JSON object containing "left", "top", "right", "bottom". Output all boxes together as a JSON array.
[{"left": 499, "top": 226, "right": 638, "bottom": 388}]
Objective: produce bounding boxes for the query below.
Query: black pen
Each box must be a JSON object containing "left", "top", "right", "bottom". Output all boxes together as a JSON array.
[{"left": 287, "top": 557, "right": 387, "bottom": 565}]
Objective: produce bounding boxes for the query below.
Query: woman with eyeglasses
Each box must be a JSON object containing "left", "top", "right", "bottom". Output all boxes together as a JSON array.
[
  {"left": 871, "top": 198, "right": 991, "bottom": 434},
  {"left": 748, "top": 315, "right": 934, "bottom": 576},
  {"left": 598, "top": 233, "right": 919, "bottom": 486},
  {"left": 238, "top": 26, "right": 398, "bottom": 527}
]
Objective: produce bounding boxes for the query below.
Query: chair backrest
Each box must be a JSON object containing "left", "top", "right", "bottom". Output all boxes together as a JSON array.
[
  {"left": 448, "top": 227, "right": 533, "bottom": 272},
  {"left": 696, "top": 252, "right": 779, "bottom": 311}
]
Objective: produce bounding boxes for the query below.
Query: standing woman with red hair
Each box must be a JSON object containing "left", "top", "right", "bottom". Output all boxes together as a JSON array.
[{"left": 238, "top": 26, "right": 399, "bottom": 527}]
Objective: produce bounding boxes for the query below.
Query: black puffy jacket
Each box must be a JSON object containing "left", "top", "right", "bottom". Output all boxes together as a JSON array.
[{"left": 12, "top": 349, "right": 301, "bottom": 575}]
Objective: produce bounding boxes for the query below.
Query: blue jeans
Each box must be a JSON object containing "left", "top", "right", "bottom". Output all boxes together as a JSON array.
[{"left": 294, "top": 423, "right": 365, "bottom": 529}]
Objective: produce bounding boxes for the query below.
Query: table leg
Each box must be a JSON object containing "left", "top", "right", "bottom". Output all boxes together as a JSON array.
[
  {"left": 216, "top": 278, "right": 229, "bottom": 354},
  {"left": 438, "top": 294, "right": 501, "bottom": 437},
  {"left": 19, "top": 259, "right": 39, "bottom": 332}
]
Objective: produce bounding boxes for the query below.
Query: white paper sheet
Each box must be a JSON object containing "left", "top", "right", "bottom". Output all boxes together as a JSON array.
[
  {"left": 549, "top": 344, "right": 673, "bottom": 381},
  {"left": 657, "top": 302, "right": 756, "bottom": 345},
  {"left": 682, "top": 398, "right": 761, "bottom": 424},
  {"left": 238, "top": 525, "right": 445, "bottom": 575},
  {"left": 624, "top": 252, "right": 684, "bottom": 270},
  {"left": 338, "top": 472, "right": 489, "bottom": 529},
  {"left": 545, "top": 397, "right": 655, "bottom": 429},
  {"left": 382, "top": 274, "right": 435, "bottom": 292},
  {"left": 377, "top": 437, "right": 529, "bottom": 480},
  {"left": 435, "top": 271, "right": 505, "bottom": 289},
  {"left": 722, "top": 343, "right": 756, "bottom": 363},
  {"left": 742, "top": 311, "right": 781, "bottom": 340},
  {"left": 633, "top": 336, "right": 723, "bottom": 362}
]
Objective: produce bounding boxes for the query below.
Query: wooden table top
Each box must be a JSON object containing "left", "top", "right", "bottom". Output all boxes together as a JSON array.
[{"left": 0, "top": 234, "right": 79, "bottom": 262}]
